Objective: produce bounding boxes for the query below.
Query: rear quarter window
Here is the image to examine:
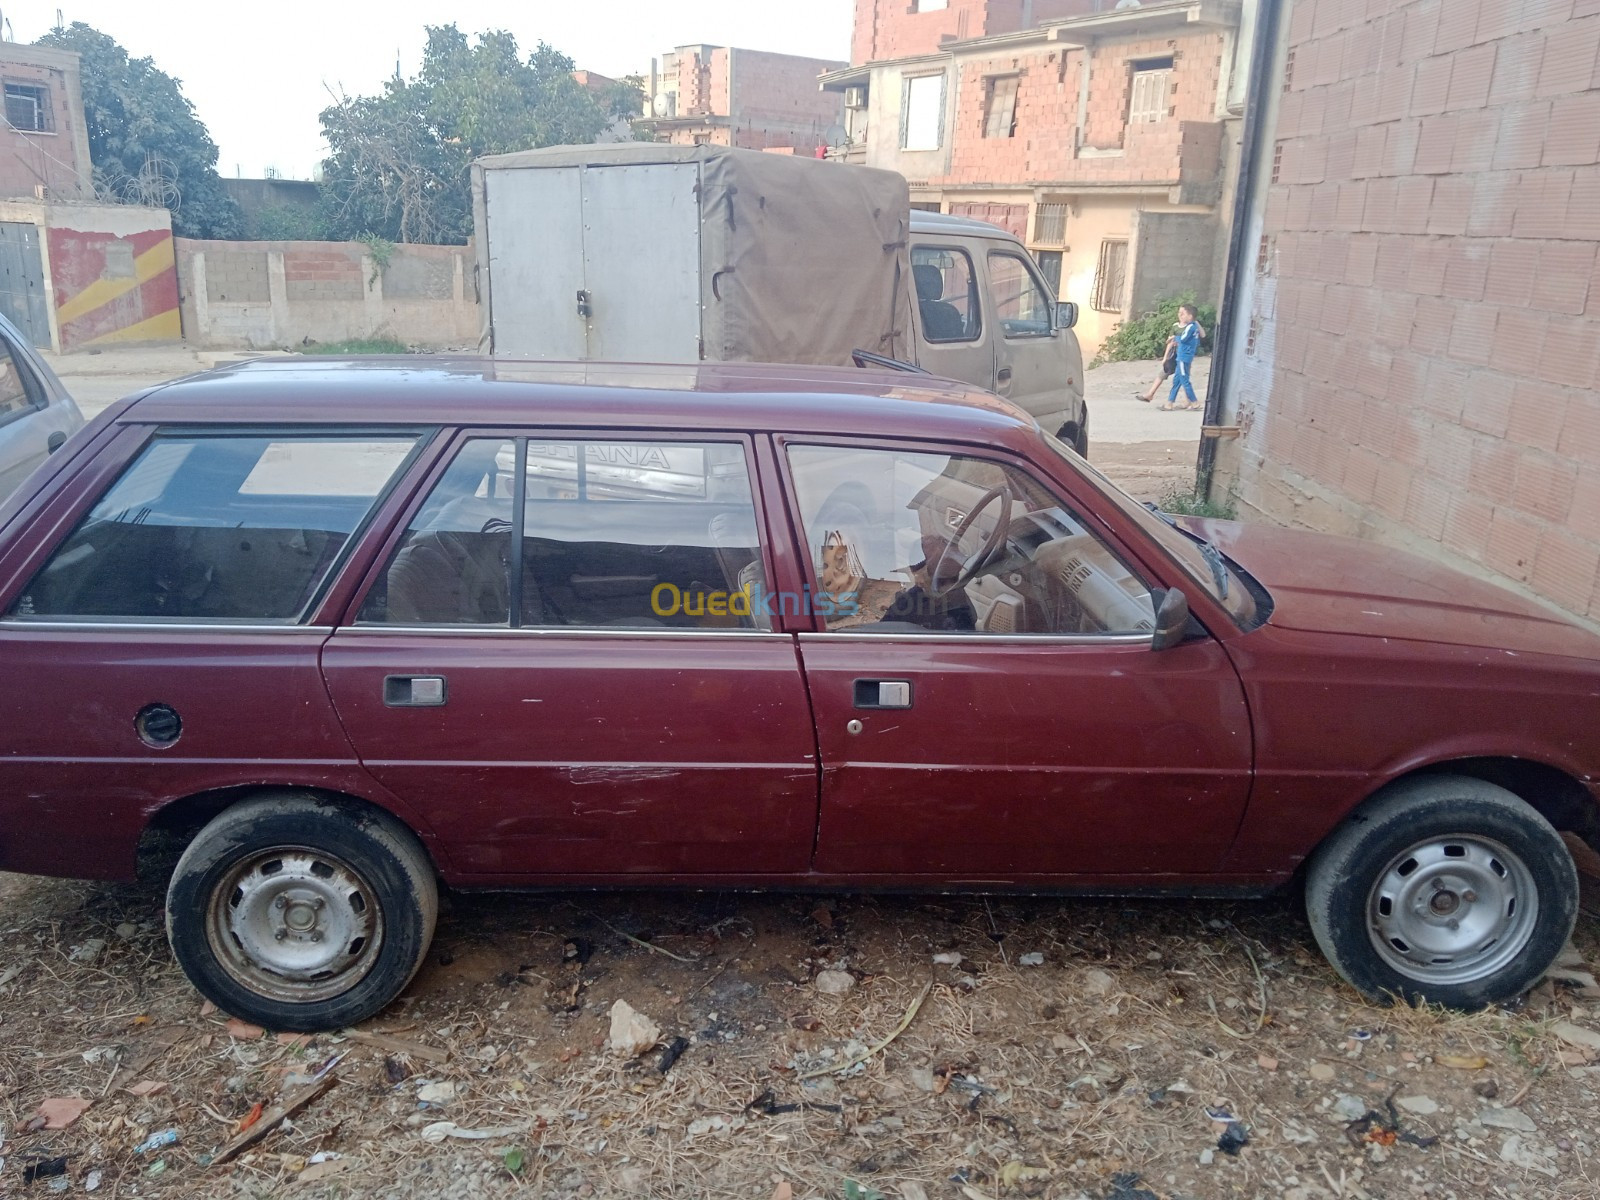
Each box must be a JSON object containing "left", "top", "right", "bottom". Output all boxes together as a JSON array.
[{"left": 11, "top": 433, "right": 419, "bottom": 622}]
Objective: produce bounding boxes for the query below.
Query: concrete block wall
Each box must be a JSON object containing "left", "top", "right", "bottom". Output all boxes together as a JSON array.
[
  {"left": 175, "top": 239, "right": 478, "bottom": 350},
  {"left": 1227, "top": 0, "right": 1600, "bottom": 626},
  {"left": 1127, "top": 209, "right": 1219, "bottom": 315}
]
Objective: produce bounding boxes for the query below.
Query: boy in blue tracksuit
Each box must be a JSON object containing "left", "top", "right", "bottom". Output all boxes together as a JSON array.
[{"left": 1163, "top": 304, "right": 1203, "bottom": 411}]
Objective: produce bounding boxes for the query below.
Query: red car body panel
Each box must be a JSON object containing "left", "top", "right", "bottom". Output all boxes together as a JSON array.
[{"left": 0, "top": 358, "right": 1596, "bottom": 891}]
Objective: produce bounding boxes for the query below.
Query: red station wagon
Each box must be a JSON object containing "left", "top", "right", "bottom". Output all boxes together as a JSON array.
[{"left": 0, "top": 359, "right": 1592, "bottom": 1030}]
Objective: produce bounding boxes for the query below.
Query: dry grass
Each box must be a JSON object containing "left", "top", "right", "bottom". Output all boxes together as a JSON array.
[{"left": 2, "top": 875, "right": 1598, "bottom": 1199}]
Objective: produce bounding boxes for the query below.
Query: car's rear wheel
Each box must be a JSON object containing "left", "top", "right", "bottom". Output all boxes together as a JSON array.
[
  {"left": 1305, "top": 776, "right": 1578, "bottom": 1010},
  {"left": 166, "top": 793, "right": 437, "bottom": 1032}
]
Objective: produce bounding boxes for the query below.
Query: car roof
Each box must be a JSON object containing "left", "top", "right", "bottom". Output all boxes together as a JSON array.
[
  {"left": 122, "top": 357, "right": 1039, "bottom": 447},
  {"left": 909, "top": 210, "right": 1020, "bottom": 240}
]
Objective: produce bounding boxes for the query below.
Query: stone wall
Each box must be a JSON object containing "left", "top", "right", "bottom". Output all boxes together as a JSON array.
[{"left": 175, "top": 239, "right": 479, "bottom": 350}]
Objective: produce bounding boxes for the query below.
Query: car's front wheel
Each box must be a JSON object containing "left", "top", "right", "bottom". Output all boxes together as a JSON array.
[
  {"left": 1305, "top": 776, "right": 1578, "bottom": 1010},
  {"left": 166, "top": 793, "right": 438, "bottom": 1032}
]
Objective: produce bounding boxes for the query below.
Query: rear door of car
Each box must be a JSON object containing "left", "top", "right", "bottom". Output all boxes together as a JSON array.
[
  {"left": 319, "top": 428, "right": 820, "bottom": 882},
  {"left": 0, "top": 424, "right": 428, "bottom": 879}
]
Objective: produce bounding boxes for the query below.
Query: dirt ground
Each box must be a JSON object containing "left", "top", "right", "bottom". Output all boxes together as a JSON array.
[{"left": 2, "top": 868, "right": 1598, "bottom": 1200}]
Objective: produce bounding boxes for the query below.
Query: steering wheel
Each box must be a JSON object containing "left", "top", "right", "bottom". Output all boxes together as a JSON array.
[{"left": 929, "top": 485, "right": 1013, "bottom": 598}]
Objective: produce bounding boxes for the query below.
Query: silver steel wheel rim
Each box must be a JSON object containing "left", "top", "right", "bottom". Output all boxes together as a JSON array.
[
  {"left": 1366, "top": 834, "right": 1538, "bottom": 987},
  {"left": 206, "top": 846, "right": 385, "bottom": 1004}
]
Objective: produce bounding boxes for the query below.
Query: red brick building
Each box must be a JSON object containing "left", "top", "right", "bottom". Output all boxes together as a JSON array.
[
  {"left": 1210, "top": 0, "right": 1600, "bottom": 627},
  {"left": 638, "top": 45, "right": 846, "bottom": 156},
  {"left": 0, "top": 41, "right": 93, "bottom": 201},
  {"left": 825, "top": 0, "right": 1253, "bottom": 354}
]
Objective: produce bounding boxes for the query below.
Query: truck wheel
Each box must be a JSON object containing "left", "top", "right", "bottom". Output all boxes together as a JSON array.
[
  {"left": 166, "top": 793, "right": 438, "bottom": 1032},
  {"left": 1305, "top": 776, "right": 1577, "bottom": 1010}
]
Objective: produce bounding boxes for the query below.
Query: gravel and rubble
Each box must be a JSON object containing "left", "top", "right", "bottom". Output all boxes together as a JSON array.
[{"left": 2, "top": 872, "right": 1598, "bottom": 1199}]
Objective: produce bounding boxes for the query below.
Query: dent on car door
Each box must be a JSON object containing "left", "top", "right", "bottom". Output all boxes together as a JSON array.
[
  {"left": 0, "top": 427, "right": 426, "bottom": 881},
  {"left": 320, "top": 431, "right": 819, "bottom": 882},
  {"left": 778, "top": 438, "right": 1254, "bottom": 883}
]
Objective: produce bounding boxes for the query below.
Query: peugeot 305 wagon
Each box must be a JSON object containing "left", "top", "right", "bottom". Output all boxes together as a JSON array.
[{"left": 0, "top": 359, "right": 1593, "bottom": 1031}]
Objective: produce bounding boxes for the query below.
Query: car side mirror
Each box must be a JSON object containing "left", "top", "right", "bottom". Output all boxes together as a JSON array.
[
  {"left": 1054, "top": 301, "right": 1078, "bottom": 331},
  {"left": 47, "top": 431, "right": 67, "bottom": 454},
  {"left": 1150, "top": 587, "right": 1192, "bottom": 651}
]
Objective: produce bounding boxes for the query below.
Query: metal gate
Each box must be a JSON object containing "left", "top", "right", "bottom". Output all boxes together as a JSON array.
[{"left": 0, "top": 222, "right": 50, "bottom": 347}]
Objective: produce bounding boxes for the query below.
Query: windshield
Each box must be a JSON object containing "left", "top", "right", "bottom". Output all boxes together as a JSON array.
[{"left": 1040, "top": 430, "right": 1258, "bottom": 626}]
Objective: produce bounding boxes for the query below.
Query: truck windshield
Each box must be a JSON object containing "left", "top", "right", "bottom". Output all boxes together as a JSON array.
[{"left": 1040, "top": 430, "right": 1259, "bottom": 626}]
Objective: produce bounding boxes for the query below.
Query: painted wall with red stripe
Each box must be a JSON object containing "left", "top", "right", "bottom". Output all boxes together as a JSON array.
[{"left": 46, "top": 210, "right": 182, "bottom": 351}]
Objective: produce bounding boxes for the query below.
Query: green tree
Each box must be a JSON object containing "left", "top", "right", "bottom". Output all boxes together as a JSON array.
[
  {"left": 318, "top": 26, "right": 624, "bottom": 245},
  {"left": 36, "top": 23, "right": 243, "bottom": 238}
]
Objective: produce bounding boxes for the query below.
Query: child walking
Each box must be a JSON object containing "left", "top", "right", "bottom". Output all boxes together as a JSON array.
[{"left": 1162, "top": 304, "right": 1204, "bottom": 411}]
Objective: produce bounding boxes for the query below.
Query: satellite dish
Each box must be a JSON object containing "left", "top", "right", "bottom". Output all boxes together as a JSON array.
[
  {"left": 652, "top": 93, "right": 674, "bottom": 118},
  {"left": 823, "top": 124, "right": 849, "bottom": 147}
]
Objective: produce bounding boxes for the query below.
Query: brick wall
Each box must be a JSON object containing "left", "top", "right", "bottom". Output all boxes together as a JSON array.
[
  {"left": 851, "top": 0, "right": 1104, "bottom": 65},
  {"left": 0, "top": 47, "right": 93, "bottom": 200},
  {"left": 941, "top": 31, "right": 1229, "bottom": 186},
  {"left": 1227, "top": 0, "right": 1600, "bottom": 624},
  {"left": 728, "top": 49, "right": 847, "bottom": 152}
]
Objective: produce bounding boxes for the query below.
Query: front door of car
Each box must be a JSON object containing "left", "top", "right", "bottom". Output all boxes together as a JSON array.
[
  {"left": 779, "top": 439, "right": 1253, "bottom": 881},
  {"left": 984, "top": 248, "right": 1065, "bottom": 420},
  {"left": 320, "top": 431, "right": 819, "bottom": 881},
  {"left": 910, "top": 243, "right": 993, "bottom": 389}
]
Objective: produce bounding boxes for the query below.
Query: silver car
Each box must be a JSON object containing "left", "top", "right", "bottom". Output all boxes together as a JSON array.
[{"left": 0, "top": 312, "right": 84, "bottom": 500}]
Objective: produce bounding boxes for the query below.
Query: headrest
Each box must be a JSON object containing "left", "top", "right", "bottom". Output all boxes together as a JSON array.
[{"left": 913, "top": 263, "right": 945, "bottom": 302}]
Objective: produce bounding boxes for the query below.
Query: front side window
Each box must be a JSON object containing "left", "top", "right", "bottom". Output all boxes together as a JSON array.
[
  {"left": 361, "top": 437, "right": 769, "bottom": 631},
  {"left": 787, "top": 444, "right": 1153, "bottom": 636},
  {"left": 901, "top": 73, "right": 945, "bottom": 151},
  {"left": 987, "top": 251, "right": 1053, "bottom": 338},
  {"left": 14, "top": 433, "right": 419, "bottom": 621},
  {"left": 0, "top": 337, "right": 38, "bottom": 422},
  {"left": 911, "top": 246, "right": 981, "bottom": 343}
]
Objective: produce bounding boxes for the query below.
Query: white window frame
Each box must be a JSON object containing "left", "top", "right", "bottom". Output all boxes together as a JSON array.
[
  {"left": 900, "top": 72, "right": 946, "bottom": 152},
  {"left": 914, "top": 0, "right": 950, "bottom": 10}
]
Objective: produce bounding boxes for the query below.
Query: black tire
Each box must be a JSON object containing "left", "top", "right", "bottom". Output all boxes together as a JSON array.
[
  {"left": 166, "top": 792, "right": 438, "bottom": 1032},
  {"left": 1305, "top": 776, "right": 1577, "bottom": 1010}
]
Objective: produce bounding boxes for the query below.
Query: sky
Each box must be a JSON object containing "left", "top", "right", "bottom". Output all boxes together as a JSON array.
[{"left": 7, "top": 1, "right": 855, "bottom": 180}]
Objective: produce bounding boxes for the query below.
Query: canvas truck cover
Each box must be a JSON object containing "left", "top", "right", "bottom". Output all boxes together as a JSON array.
[{"left": 471, "top": 144, "right": 912, "bottom": 365}]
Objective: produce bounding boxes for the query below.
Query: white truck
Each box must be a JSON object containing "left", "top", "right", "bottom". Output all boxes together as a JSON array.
[{"left": 471, "top": 144, "right": 1089, "bottom": 455}]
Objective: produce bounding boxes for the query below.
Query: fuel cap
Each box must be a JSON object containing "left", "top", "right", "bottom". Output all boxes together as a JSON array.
[{"left": 135, "top": 703, "right": 182, "bottom": 748}]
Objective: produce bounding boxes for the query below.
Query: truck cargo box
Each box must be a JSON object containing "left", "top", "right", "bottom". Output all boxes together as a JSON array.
[{"left": 471, "top": 143, "right": 912, "bottom": 365}]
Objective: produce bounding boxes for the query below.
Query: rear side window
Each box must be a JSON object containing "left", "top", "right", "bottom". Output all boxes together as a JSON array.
[
  {"left": 12, "top": 433, "right": 419, "bottom": 622},
  {"left": 360, "top": 437, "right": 768, "bottom": 630}
]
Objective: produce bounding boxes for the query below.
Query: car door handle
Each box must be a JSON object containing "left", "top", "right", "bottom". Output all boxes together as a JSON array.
[
  {"left": 853, "top": 679, "right": 913, "bottom": 709},
  {"left": 996, "top": 367, "right": 1013, "bottom": 393},
  {"left": 384, "top": 675, "right": 447, "bottom": 707}
]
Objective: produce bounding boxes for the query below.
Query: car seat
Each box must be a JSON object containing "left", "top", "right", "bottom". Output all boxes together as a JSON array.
[{"left": 914, "top": 264, "right": 967, "bottom": 342}]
